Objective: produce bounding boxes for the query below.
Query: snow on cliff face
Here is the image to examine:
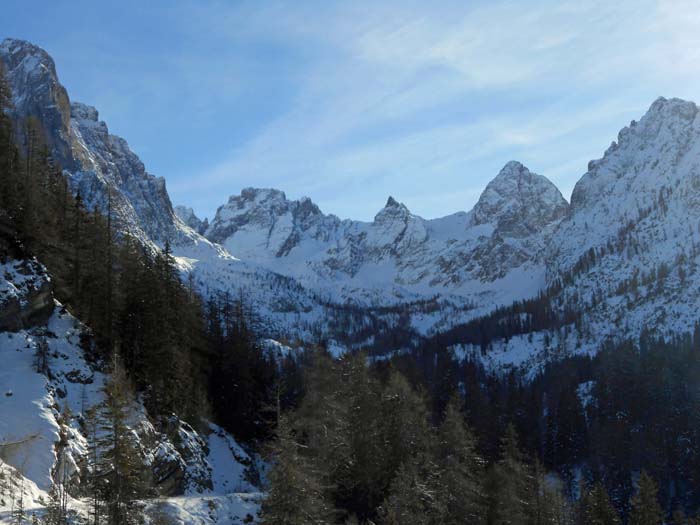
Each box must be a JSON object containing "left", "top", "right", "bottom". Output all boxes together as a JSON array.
[
  {"left": 472, "top": 161, "right": 568, "bottom": 237},
  {"left": 459, "top": 97, "right": 700, "bottom": 375},
  {"left": 206, "top": 188, "right": 341, "bottom": 262},
  {"left": 550, "top": 97, "right": 700, "bottom": 275},
  {"left": 68, "top": 101, "right": 179, "bottom": 244},
  {"left": 543, "top": 97, "right": 700, "bottom": 341}
]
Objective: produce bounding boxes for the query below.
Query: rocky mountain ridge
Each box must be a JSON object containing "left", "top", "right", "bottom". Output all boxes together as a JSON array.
[
  {"left": 3, "top": 37, "right": 700, "bottom": 364},
  {"left": 203, "top": 160, "right": 568, "bottom": 306},
  {"left": 0, "top": 37, "right": 571, "bottom": 341}
]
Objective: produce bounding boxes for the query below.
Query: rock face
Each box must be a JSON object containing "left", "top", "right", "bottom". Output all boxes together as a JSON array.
[
  {"left": 175, "top": 205, "right": 208, "bottom": 235},
  {"left": 69, "top": 101, "right": 179, "bottom": 244},
  {"left": 0, "top": 38, "right": 181, "bottom": 246},
  {"left": 0, "top": 256, "right": 53, "bottom": 332},
  {"left": 550, "top": 97, "right": 700, "bottom": 271},
  {"left": 206, "top": 188, "right": 339, "bottom": 258},
  {"left": 0, "top": 214, "right": 54, "bottom": 332},
  {"left": 472, "top": 161, "right": 569, "bottom": 237},
  {"left": 0, "top": 39, "right": 74, "bottom": 171}
]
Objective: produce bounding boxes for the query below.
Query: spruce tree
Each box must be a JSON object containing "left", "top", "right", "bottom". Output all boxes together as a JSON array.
[
  {"left": 261, "top": 415, "right": 334, "bottom": 525},
  {"left": 486, "top": 423, "right": 533, "bottom": 524},
  {"left": 83, "top": 404, "right": 105, "bottom": 525},
  {"left": 629, "top": 471, "right": 663, "bottom": 525},
  {"left": 530, "top": 462, "right": 573, "bottom": 525},
  {"left": 378, "top": 457, "right": 440, "bottom": 525},
  {"left": 435, "top": 398, "right": 486, "bottom": 524},
  {"left": 94, "top": 356, "right": 148, "bottom": 525},
  {"left": 577, "top": 482, "right": 620, "bottom": 525}
]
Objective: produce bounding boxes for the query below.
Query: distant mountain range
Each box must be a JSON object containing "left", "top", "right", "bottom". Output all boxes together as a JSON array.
[{"left": 3, "top": 37, "right": 700, "bottom": 371}]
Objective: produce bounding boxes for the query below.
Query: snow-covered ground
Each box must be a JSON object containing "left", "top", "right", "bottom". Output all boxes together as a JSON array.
[{"left": 0, "top": 259, "right": 262, "bottom": 524}]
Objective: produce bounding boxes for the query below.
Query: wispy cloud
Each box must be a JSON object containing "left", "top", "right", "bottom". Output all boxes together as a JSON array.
[
  {"left": 5, "top": 0, "right": 699, "bottom": 221},
  {"left": 171, "top": 0, "right": 692, "bottom": 220}
]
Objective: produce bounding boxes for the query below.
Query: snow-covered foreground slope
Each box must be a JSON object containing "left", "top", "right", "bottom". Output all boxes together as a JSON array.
[{"left": 0, "top": 259, "right": 262, "bottom": 524}]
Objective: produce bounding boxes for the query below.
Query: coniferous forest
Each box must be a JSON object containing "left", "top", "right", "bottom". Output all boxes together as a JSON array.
[{"left": 2, "top": 34, "right": 700, "bottom": 525}]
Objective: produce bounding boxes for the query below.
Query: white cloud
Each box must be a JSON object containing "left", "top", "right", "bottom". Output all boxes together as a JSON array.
[{"left": 167, "top": 0, "right": 700, "bottom": 220}]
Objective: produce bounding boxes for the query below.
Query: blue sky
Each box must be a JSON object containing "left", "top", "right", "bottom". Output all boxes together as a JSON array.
[{"left": 3, "top": 0, "right": 700, "bottom": 221}]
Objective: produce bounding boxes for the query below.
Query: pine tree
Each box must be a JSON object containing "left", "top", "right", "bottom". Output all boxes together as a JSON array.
[
  {"left": 435, "top": 398, "right": 486, "bottom": 524},
  {"left": 629, "top": 471, "right": 663, "bottom": 525},
  {"left": 577, "top": 482, "right": 620, "bottom": 525},
  {"left": 378, "top": 457, "right": 441, "bottom": 525},
  {"left": 210, "top": 293, "right": 277, "bottom": 442},
  {"left": 486, "top": 424, "right": 533, "bottom": 524},
  {"left": 530, "top": 462, "right": 573, "bottom": 525},
  {"left": 93, "top": 355, "right": 149, "bottom": 525},
  {"left": 83, "top": 404, "right": 105, "bottom": 525},
  {"left": 261, "top": 415, "right": 334, "bottom": 525},
  {"left": 10, "top": 467, "right": 26, "bottom": 525}
]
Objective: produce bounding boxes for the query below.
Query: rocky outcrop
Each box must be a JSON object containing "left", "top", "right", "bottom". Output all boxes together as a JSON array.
[
  {"left": 0, "top": 258, "right": 54, "bottom": 332},
  {"left": 205, "top": 188, "right": 340, "bottom": 258},
  {"left": 0, "top": 38, "right": 75, "bottom": 171},
  {"left": 175, "top": 205, "right": 208, "bottom": 235},
  {"left": 69, "top": 101, "right": 179, "bottom": 243}
]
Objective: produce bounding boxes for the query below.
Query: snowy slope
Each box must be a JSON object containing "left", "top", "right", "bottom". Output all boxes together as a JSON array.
[
  {"left": 547, "top": 97, "right": 700, "bottom": 340},
  {"left": 445, "top": 98, "right": 700, "bottom": 374},
  {"left": 0, "top": 257, "right": 261, "bottom": 524}
]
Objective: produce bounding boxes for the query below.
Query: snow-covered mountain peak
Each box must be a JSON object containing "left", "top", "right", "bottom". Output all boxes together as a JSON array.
[
  {"left": 472, "top": 161, "right": 568, "bottom": 237},
  {"left": 205, "top": 187, "right": 337, "bottom": 261},
  {"left": 374, "top": 195, "right": 412, "bottom": 224},
  {"left": 647, "top": 96, "right": 698, "bottom": 121},
  {"left": 570, "top": 96, "right": 700, "bottom": 217},
  {"left": 0, "top": 38, "right": 57, "bottom": 80},
  {"left": 542, "top": 95, "right": 700, "bottom": 349},
  {"left": 215, "top": 187, "right": 324, "bottom": 219},
  {"left": 239, "top": 187, "right": 287, "bottom": 203}
]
